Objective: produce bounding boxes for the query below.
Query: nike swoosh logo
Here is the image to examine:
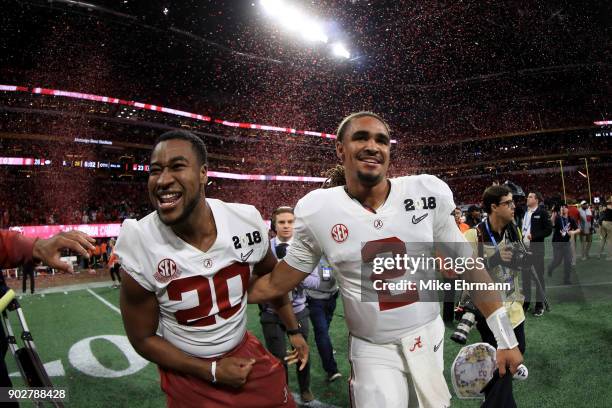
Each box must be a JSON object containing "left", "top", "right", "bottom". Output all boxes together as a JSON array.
[
  {"left": 412, "top": 213, "right": 429, "bottom": 224},
  {"left": 433, "top": 338, "right": 443, "bottom": 352},
  {"left": 240, "top": 249, "right": 254, "bottom": 262}
]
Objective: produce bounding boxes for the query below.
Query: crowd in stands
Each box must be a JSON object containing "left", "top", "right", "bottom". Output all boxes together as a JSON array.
[
  {"left": 1, "top": 164, "right": 609, "bottom": 229},
  {"left": 0, "top": 172, "right": 149, "bottom": 228}
]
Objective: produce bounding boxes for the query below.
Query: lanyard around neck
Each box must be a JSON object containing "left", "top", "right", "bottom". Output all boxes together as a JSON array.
[{"left": 484, "top": 219, "right": 502, "bottom": 250}]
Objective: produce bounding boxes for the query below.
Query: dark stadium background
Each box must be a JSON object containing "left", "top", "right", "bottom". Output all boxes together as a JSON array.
[{"left": 1, "top": 1, "right": 610, "bottom": 407}]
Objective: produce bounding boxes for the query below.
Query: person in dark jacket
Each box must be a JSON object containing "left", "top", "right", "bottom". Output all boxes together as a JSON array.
[
  {"left": 548, "top": 204, "right": 581, "bottom": 284},
  {"left": 521, "top": 192, "right": 552, "bottom": 316}
]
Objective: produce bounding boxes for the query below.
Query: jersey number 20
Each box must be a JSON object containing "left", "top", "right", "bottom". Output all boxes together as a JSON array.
[{"left": 167, "top": 263, "right": 250, "bottom": 326}]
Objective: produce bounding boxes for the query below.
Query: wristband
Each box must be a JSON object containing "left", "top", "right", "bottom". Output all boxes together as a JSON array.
[
  {"left": 211, "top": 361, "right": 217, "bottom": 383},
  {"left": 286, "top": 321, "right": 302, "bottom": 336},
  {"left": 486, "top": 307, "right": 518, "bottom": 349}
]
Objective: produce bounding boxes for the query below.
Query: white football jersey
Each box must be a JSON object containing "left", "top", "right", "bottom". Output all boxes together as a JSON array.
[
  {"left": 284, "top": 174, "right": 469, "bottom": 343},
  {"left": 114, "top": 198, "right": 269, "bottom": 358}
]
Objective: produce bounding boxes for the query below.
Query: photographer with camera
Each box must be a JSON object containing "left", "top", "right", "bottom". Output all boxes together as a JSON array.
[
  {"left": 450, "top": 185, "right": 528, "bottom": 406},
  {"left": 462, "top": 185, "right": 527, "bottom": 354}
]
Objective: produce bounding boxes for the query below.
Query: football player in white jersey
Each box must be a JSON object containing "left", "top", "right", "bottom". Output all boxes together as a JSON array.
[
  {"left": 250, "top": 112, "right": 523, "bottom": 407},
  {"left": 115, "top": 130, "right": 307, "bottom": 407}
]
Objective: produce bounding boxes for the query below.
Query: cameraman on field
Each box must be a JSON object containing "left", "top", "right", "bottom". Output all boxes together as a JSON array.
[{"left": 463, "top": 185, "right": 527, "bottom": 354}]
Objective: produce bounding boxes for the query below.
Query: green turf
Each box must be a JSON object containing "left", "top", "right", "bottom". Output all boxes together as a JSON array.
[{"left": 4, "top": 236, "right": 611, "bottom": 407}]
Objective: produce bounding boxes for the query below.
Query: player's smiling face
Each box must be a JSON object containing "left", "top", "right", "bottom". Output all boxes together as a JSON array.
[
  {"left": 148, "top": 139, "right": 207, "bottom": 226},
  {"left": 337, "top": 116, "right": 390, "bottom": 187}
]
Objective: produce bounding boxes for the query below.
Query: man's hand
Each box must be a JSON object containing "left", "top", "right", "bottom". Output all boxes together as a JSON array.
[
  {"left": 496, "top": 347, "right": 523, "bottom": 377},
  {"left": 33, "top": 231, "right": 95, "bottom": 273},
  {"left": 286, "top": 333, "right": 309, "bottom": 370},
  {"left": 214, "top": 357, "right": 256, "bottom": 388},
  {"left": 499, "top": 247, "right": 513, "bottom": 263}
]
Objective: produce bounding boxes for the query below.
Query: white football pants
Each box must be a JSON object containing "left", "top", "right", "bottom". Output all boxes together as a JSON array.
[{"left": 348, "top": 315, "right": 451, "bottom": 408}]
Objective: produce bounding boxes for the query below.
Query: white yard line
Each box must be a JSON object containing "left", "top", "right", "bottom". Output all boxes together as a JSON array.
[
  {"left": 17, "top": 281, "right": 113, "bottom": 296},
  {"left": 87, "top": 288, "right": 121, "bottom": 315}
]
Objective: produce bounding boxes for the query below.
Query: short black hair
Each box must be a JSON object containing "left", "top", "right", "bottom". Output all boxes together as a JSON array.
[
  {"left": 152, "top": 130, "right": 208, "bottom": 166},
  {"left": 468, "top": 205, "right": 481, "bottom": 213},
  {"left": 482, "top": 185, "right": 512, "bottom": 214},
  {"left": 336, "top": 111, "right": 390, "bottom": 142},
  {"left": 530, "top": 191, "right": 543, "bottom": 202}
]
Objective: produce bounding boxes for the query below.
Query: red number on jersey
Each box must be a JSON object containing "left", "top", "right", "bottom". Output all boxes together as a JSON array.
[
  {"left": 167, "top": 263, "right": 250, "bottom": 326},
  {"left": 362, "top": 237, "right": 419, "bottom": 311}
]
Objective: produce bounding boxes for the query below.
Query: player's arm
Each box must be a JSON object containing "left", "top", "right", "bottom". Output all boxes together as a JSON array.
[
  {"left": 249, "top": 197, "right": 322, "bottom": 303},
  {"left": 249, "top": 259, "right": 308, "bottom": 304},
  {"left": 461, "top": 246, "right": 524, "bottom": 376},
  {"left": 119, "top": 270, "right": 255, "bottom": 388}
]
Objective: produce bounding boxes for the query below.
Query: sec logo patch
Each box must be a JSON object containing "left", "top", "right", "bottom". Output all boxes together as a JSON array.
[
  {"left": 154, "top": 258, "right": 181, "bottom": 283},
  {"left": 331, "top": 224, "right": 349, "bottom": 243}
]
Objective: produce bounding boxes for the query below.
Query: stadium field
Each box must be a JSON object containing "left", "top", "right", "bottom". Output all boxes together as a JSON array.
[{"left": 4, "top": 239, "right": 612, "bottom": 407}]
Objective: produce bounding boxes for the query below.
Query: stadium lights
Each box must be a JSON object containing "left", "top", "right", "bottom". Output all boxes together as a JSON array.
[
  {"left": 260, "top": 0, "right": 331, "bottom": 45},
  {"left": 331, "top": 42, "right": 350, "bottom": 59},
  {"left": 260, "top": 0, "right": 283, "bottom": 16},
  {"left": 276, "top": 5, "right": 302, "bottom": 30},
  {"left": 301, "top": 21, "right": 328, "bottom": 43}
]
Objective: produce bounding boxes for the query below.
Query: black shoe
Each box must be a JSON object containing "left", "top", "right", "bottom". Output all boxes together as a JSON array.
[{"left": 533, "top": 308, "right": 544, "bottom": 317}]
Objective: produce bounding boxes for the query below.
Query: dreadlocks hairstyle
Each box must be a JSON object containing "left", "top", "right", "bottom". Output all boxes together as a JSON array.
[
  {"left": 335, "top": 111, "right": 391, "bottom": 142},
  {"left": 321, "top": 164, "right": 346, "bottom": 189}
]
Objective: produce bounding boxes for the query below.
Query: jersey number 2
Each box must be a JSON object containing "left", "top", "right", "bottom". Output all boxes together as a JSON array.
[
  {"left": 362, "top": 237, "right": 419, "bottom": 311},
  {"left": 166, "top": 263, "right": 250, "bottom": 326}
]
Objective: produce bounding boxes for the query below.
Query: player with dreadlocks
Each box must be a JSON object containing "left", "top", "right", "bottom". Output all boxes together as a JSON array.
[
  {"left": 321, "top": 164, "right": 346, "bottom": 188},
  {"left": 250, "top": 112, "right": 523, "bottom": 406}
]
